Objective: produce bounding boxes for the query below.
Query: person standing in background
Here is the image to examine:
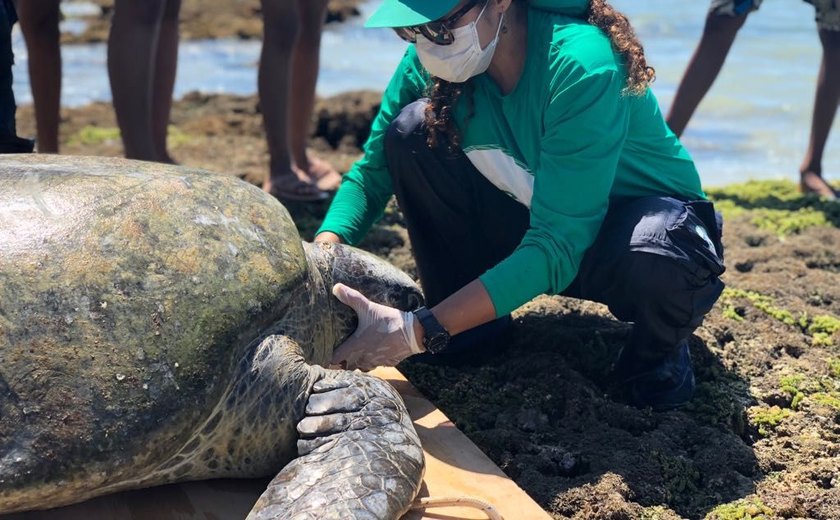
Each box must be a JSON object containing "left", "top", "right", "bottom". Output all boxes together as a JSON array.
[
  {"left": 15, "top": 0, "right": 60, "bottom": 153},
  {"left": 1, "top": 0, "right": 33, "bottom": 153},
  {"left": 108, "top": 0, "right": 181, "bottom": 163},
  {"left": 260, "top": 0, "right": 342, "bottom": 202},
  {"left": 667, "top": 0, "right": 840, "bottom": 199}
]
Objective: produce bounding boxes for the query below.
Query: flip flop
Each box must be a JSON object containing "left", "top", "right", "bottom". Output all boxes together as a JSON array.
[
  {"left": 303, "top": 155, "right": 343, "bottom": 193},
  {"left": 264, "top": 173, "right": 329, "bottom": 202}
]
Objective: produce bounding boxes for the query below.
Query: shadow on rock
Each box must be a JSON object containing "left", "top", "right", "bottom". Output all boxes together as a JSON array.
[{"left": 400, "top": 296, "right": 762, "bottom": 519}]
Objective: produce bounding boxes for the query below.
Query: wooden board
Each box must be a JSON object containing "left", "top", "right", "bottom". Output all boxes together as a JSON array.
[
  {"left": 2, "top": 368, "right": 551, "bottom": 520},
  {"left": 373, "top": 367, "right": 552, "bottom": 520}
]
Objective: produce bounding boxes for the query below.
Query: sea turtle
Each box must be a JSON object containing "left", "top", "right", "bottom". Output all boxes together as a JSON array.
[{"left": 0, "top": 155, "right": 426, "bottom": 519}]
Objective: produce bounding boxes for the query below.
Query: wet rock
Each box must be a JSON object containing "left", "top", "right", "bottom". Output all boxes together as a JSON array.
[
  {"left": 533, "top": 444, "right": 586, "bottom": 477},
  {"left": 515, "top": 407, "right": 548, "bottom": 433}
]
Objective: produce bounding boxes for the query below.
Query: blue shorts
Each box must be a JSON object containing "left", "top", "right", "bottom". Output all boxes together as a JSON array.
[{"left": 711, "top": 0, "right": 840, "bottom": 31}]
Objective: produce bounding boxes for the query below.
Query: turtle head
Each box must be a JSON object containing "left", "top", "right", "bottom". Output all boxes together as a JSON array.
[{"left": 303, "top": 241, "right": 424, "bottom": 341}]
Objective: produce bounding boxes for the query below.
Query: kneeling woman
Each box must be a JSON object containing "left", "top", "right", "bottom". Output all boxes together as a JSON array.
[{"left": 315, "top": 0, "right": 725, "bottom": 411}]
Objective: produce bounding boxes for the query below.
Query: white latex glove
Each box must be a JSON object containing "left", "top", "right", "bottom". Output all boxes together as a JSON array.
[{"left": 331, "top": 283, "right": 425, "bottom": 371}]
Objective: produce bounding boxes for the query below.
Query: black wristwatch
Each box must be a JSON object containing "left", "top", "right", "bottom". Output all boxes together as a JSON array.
[{"left": 413, "top": 306, "right": 451, "bottom": 354}]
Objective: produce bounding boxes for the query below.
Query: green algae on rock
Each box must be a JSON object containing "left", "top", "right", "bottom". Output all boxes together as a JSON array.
[
  {"left": 706, "top": 497, "right": 774, "bottom": 520},
  {"left": 707, "top": 180, "right": 840, "bottom": 236}
]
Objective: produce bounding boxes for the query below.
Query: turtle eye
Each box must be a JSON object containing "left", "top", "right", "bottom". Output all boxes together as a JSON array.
[{"left": 402, "top": 291, "right": 424, "bottom": 312}]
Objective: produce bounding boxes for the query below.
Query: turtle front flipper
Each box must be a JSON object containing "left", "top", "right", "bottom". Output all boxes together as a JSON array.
[{"left": 247, "top": 370, "right": 425, "bottom": 520}]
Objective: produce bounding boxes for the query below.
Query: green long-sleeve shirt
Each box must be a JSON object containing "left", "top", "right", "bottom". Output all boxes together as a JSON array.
[{"left": 318, "top": 7, "right": 705, "bottom": 316}]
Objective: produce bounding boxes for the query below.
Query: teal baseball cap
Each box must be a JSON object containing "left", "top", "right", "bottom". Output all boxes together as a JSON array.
[{"left": 364, "top": 0, "right": 461, "bottom": 28}]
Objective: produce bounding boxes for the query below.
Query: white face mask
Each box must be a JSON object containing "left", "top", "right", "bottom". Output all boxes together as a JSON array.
[{"left": 415, "top": 2, "right": 505, "bottom": 83}]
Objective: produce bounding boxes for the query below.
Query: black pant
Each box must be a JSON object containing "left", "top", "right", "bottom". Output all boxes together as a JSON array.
[
  {"left": 0, "top": 0, "right": 17, "bottom": 139},
  {"left": 0, "top": 0, "right": 31, "bottom": 153},
  {"left": 385, "top": 99, "right": 725, "bottom": 361}
]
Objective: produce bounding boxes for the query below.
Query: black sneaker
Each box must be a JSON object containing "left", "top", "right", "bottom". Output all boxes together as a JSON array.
[
  {"left": 0, "top": 135, "right": 35, "bottom": 154},
  {"left": 614, "top": 340, "right": 695, "bottom": 411}
]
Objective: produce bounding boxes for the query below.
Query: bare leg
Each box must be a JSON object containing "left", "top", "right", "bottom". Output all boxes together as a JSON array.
[
  {"left": 108, "top": 0, "right": 166, "bottom": 161},
  {"left": 290, "top": 0, "right": 340, "bottom": 191},
  {"left": 260, "top": 0, "right": 326, "bottom": 201},
  {"left": 799, "top": 28, "right": 840, "bottom": 199},
  {"left": 151, "top": 0, "right": 181, "bottom": 164},
  {"left": 16, "top": 0, "right": 61, "bottom": 153},
  {"left": 666, "top": 12, "right": 748, "bottom": 137}
]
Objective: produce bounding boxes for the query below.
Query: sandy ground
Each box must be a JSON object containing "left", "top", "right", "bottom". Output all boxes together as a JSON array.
[{"left": 10, "top": 2, "right": 840, "bottom": 518}]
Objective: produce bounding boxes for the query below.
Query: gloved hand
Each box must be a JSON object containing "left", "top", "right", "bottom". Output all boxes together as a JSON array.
[{"left": 331, "top": 283, "right": 424, "bottom": 371}]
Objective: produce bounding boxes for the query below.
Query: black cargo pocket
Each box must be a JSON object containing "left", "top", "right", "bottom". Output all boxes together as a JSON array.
[{"left": 665, "top": 201, "right": 726, "bottom": 281}]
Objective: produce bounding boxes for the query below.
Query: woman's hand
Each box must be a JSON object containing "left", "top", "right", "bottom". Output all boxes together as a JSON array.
[
  {"left": 331, "top": 283, "right": 425, "bottom": 371},
  {"left": 314, "top": 231, "right": 342, "bottom": 243}
]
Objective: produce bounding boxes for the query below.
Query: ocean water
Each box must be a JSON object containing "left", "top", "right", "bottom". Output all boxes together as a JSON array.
[
  {"left": 610, "top": 0, "right": 838, "bottom": 187},
  {"left": 10, "top": 0, "right": 839, "bottom": 187},
  {"left": 10, "top": 1, "right": 407, "bottom": 104}
]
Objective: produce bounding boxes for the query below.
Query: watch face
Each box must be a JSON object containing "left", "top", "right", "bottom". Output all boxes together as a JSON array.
[
  {"left": 414, "top": 307, "right": 450, "bottom": 354},
  {"left": 425, "top": 332, "right": 450, "bottom": 354}
]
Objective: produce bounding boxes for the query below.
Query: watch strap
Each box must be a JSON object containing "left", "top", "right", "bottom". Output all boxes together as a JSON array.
[{"left": 413, "top": 306, "right": 451, "bottom": 354}]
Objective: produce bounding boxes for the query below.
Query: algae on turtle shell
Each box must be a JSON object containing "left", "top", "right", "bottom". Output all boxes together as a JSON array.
[{"left": 0, "top": 155, "right": 425, "bottom": 519}]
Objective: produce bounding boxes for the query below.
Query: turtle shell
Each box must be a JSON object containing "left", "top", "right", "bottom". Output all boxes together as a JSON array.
[{"left": 0, "top": 155, "right": 308, "bottom": 492}]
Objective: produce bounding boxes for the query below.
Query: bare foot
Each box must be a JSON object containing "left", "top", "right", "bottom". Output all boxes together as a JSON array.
[
  {"left": 299, "top": 153, "right": 342, "bottom": 192},
  {"left": 263, "top": 170, "right": 329, "bottom": 202},
  {"left": 800, "top": 171, "right": 838, "bottom": 200}
]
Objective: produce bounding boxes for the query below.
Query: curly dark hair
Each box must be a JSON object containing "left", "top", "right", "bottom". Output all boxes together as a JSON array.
[
  {"left": 587, "top": 0, "right": 655, "bottom": 95},
  {"left": 423, "top": 0, "right": 654, "bottom": 149},
  {"left": 423, "top": 78, "right": 474, "bottom": 150}
]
